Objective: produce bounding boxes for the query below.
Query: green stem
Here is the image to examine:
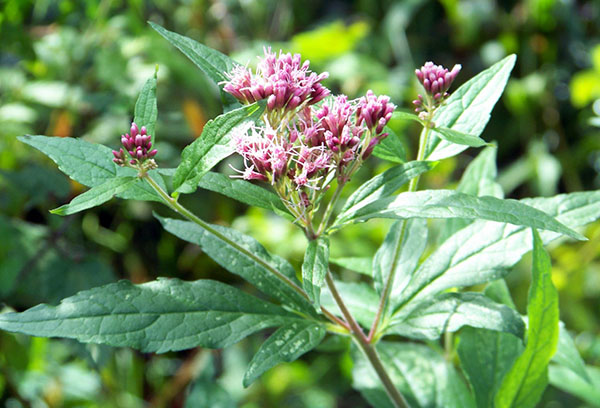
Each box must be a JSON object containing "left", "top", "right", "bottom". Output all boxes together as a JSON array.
[
  {"left": 142, "top": 174, "right": 350, "bottom": 331},
  {"left": 368, "top": 123, "right": 433, "bottom": 341},
  {"left": 325, "top": 271, "right": 410, "bottom": 408},
  {"left": 317, "top": 179, "right": 346, "bottom": 236}
]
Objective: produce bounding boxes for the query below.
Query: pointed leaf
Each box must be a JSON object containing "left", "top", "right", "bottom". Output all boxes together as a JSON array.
[
  {"left": 301, "top": 237, "right": 329, "bottom": 309},
  {"left": 425, "top": 55, "right": 516, "bottom": 161},
  {"left": 387, "top": 292, "right": 525, "bottom": 340},
  {"left": 392, "top": 110, "right": 424, "bottom": 124},
  {"left": 243, "top": 321, "right": 326, "bottom": 387},
  {"left": 0, "top": 278, "right": 301, "bottom": 353},
  {"left": 173, "top": 102, "right": 265, "bottom": 194},
  {"left": 432, "top": 127, "right": 488, "bottom": 147},
  {"left": 134, "top": 72, "right": 158, "bottom": 143},
  {"left": 372, "top": 127, "right": 407, "bottom": 163},
  {"left": 352, "top": 342, "right": 476, "bottom": 408},
  {"left": 338, "top": 189, "right": 584, "bottom": 241},
  {"left": 155, "top": 215, "right": 317, "bottom": 317},
  {"left": 495, "top": 229, "right": 559, "bottom": 408}
]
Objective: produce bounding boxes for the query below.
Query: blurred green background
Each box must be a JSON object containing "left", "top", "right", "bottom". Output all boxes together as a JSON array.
[{"left": 1, "top": 0, "right": 599, "bottom": 407}]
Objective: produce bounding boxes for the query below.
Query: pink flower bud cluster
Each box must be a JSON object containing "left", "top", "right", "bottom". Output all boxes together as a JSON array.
[
  {"left": 413, "top": 61, "right": 461, "bottom": 111},
  {"left": 112, "top": 122, "right": 157, "bottom": 166},
  {"left": 223, "top": 48, "right": 330, "bottom": 112}
]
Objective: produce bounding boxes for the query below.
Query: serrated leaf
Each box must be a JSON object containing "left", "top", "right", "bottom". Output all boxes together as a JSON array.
[
  {"left": 51, "top": 176, "right": 137, "bottom": 215},
  {"left": 549, "top": 365, "right": 600, "bottom": 407},
  {"left": 155, "top": 215, "right": 317, "bottom": 317},
  {"left": 372, "top": 127, "right": 407, "bottom": 163},
  {"left": 387, "top": 292, "right": 525, "bottom": 340},
  {"left": 197, "top": 171, "right": 288, "bottom": 214},
  {"left": 425, "top": 55, "right": 516, "bottom": 161},
  {"left": 149, "top": 22, "right": 240, "bottom": 110},
  {"left": 458, "top": 327, "right": 523, "bottom": 408},
  {"left": 494, "top": 229, "right": 559, "bottom": 408},
  {"left": 243, "top": 321, "right": 326, "bottom": 387},
  {"left": 352, "top": 342, "right": 475, "bottom": 408},
  {"left": 134, "top": 72, "right": 158, "bottom": 143},
  {"left": 373, "top": 219, "right": 427, "bottom": 312},
  {"left": 173, "top": 102, "right": 265, "bottom": 194},
  {"left": 552, "top": 322, "right": 591, "bottom": 384},
  {"left": 432, "top": 127, "right": 488, "bottom": 147},
  {"left": 338, "top": 161, "right": 434, "bottom": 218},
  {"left": 337, "top": 189, "right": 584, "bottom": 241},
  {"left": 301, "top": 237, "right": 329, "bottom": 309},
  {"left": 0, "top": 278, "right": 302, "bottom": 353},
  {"left": 329, "top": 257, "right": 372, "bottom": 275},
  {"left": 320, "top": 281, "right": 378, "bottom": 328},
  {"left": 394, "top": 191, "right": 600, "bottom": 315}
]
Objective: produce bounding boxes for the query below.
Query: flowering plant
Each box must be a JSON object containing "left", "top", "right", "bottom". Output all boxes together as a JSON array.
[{"left": 1, "top": 23, "right": 597, "bottom": 408}]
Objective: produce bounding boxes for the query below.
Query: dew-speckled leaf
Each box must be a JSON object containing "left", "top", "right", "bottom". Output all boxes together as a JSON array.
[
  {"left": 372, "top": 127, "right": 407, "bottom": 163},
  {"left": 197, "top": 171, "right": 288, "bottom": 214},
  {"left": 155, "top": 215, "right": 316, "bottom": 317},
  {"left": 173, "top": 102, "right": 265, "bottom": 194},
  {"left": 338, "top": 189, "right": 584, "bottom": 241},
  {"left": 432, "top": 127, "right": 488, "bottom": 148},
  {"left": 302, "top": 237, "right": 329, "bottom": 309},
  {"left": 243, "top": 321, "right": 326, "bottom": 387},
  {"left": 134, "top": 72, "right": 158, "bottom": 143},
  {"left": 0, "top": 278, "right": 301, "bottom": 353},
  {"left": 320, "top": 281, "right": 378, "bottom": 328},
  {"left": 352, "top": 342, "right": 476, "bottom": 408},
  {"left": 425, "top": 55, "right": 516, "bottom": 161},
  {"left": 495, "top": 229, "right": 559, "bottom": 408},
  {"left": 552, "top": 322, "right": 591, "bottom": 384},
  {"left": 387, "top": 292, "right": 525, "bottom": 340},
  {"left": 51, "top": 177, "right": 137, "bottom": 215}
]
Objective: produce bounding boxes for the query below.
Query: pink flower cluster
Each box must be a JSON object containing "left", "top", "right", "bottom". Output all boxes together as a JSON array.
[
  {"left": 112, "top": 122, "right": 157, "bottom": 167},
  {"left": 413, "top": 61, "right": 461, "bottom": 111},
  {"left": 223, "top": 48, "right": 329, "bottom": 112}
]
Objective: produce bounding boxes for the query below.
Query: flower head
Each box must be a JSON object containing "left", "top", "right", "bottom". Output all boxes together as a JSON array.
[
  {"left": 413, "top": 61, "right": 461, "bottom": 111},
  {"left": 113, "top": 122, "right": 157, "bottom": 168},
  {"left": 356, "top": 90, "right": 396, "bottom": 135}
]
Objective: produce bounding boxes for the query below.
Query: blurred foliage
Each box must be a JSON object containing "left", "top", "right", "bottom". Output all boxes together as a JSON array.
[{"left": 1, "top": 0, "right": 599, "bottom": 406}]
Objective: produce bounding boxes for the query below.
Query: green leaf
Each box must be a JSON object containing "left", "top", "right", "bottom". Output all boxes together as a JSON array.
[
  {"left": 337, "top": 189, "right": 584, "bottom": 241},
  {"left": 352, "top": 342, "right": 476, "bottom": 408},
  {"left": 495, "top": 229, "right": 559, "bottom": 408},
  {"left": 185, "top": 368, "right": 236, "bottom": 408},
  {"left": 425, "top": 55, "right": 517, "bottom": 161},
  {"left": 0, "top": 278, "right": 302, "bottom": 353},
  {"left": 197, "top": 171, "right": 288, "bottom": 214},
  {"left": 329, "top": 257, "right": 372, "bottom": 276},
  {"left": 372, "top": 127, "right": 407, "bottom": 163},
  {"left": 320, "top": 281, "right": 378, "bottom": 328},
  {"left": 458, "top": 327, "right": 523, "bottom": 408},
  {"left": 133, "top": 72, "right": 158, "bottom": 143},
  {"left": 155, "top": 215, "right": 317, "bottom": 317},
  {"left": 552, "top": 322, "right": 591, "bottom": 383},
  {"left": 301, "top": 237, "right": 329, "bottom": 309},
  {"left": 392, "top": 110, "right": 424, "bottom": 124},
  {"left": 387, "top": 292, "right": 525, "bottom": 340},
  {"left": 395, "top": 191, "right": 600, "bottom": 314},
  {"left": 338, "top": 161, "right": 434, "bottom": 218},
  {"left": 173, "top": 102, "right": 265, "bottom": 194},
  {"left": 51, "top": 177, "right": 137, "bottom": 215},
  {"left": 549, "top": 365, "right": 600, "bottom": 407},
  {"left": 149, "top": 22, "right": 240, "bottom": 110},
  {"left": 372, "top": 219, "right": 427, "bottom": 312},
  {"left": 243, "top": 321, "right": 326, "bottom": 387},
  {"left": 432, "top": 127, "right": 488, "bottom": 148}
]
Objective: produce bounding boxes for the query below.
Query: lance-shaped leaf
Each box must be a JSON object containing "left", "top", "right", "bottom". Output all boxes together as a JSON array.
[
  {"left": 352, "top": 342, "right": 476, "bottom": 408},
  {"left": 51, "top": 176, "right": 137, "bottom": 215},
  {"left": 173, "top": 102, "right": 265, "bottom": 194},
  {"left": 392, "top": 110, "right": 424, "bottom": 124},
  {"left": 393, "top": 191, "right": 600, "bottom": 315},
  {"left": 372, "top": 127, "right": 407, "bottom": 163},
  {"left": 155, "top": 215, "right": 317, "bottom": 317},
  {"left": 338, "top": 189, "right": 584, "bottom": 241},
  {"left": 329, "top": 257, "right": 372, "bottom": 276},
  {"left": 551, "top": 322, "right": 591, "bottom": 383},
  {"left": 149, "top": 22, "right": 240, "bottom": 110},
  {"left": 197, "top": 171, "right": 288, "bottom": 214},
  {"left": 17, "top": 135, "right": 164, "bottom": 202},
  {"left": 432, "top": 127, "right": 488, "bottom": 148},
  {"left": 372, "top": 219, "right": 427, "bottom": 312},
  {"left": 338, "top": 161, "right": 434, "bottom": 218},
  {"left": 495, "top": 229, "right": 559, "bottom": 408},
  {"left": 0, "top": 278, "right": 303, "bottom": 353},
  {"left": 458, "top": 327, "right": 523, "bottom": 408},
  {"left": 424, "top": 54, "right": 516, "bottom": 161},
  {"left": 386, "top": 292, "right": 525, "bottom": 340},
  {"left": 134, "top": 72, "right": 158, "bottom": 143},
  {"left": 320, "top": 281, "right": 378, "bottom": 328},
  {"left": 243, "top": 321, "right": 326, "bottom": 387},
  {"left": 301, "top": 237, "right": 329, "bottom": 309}
]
